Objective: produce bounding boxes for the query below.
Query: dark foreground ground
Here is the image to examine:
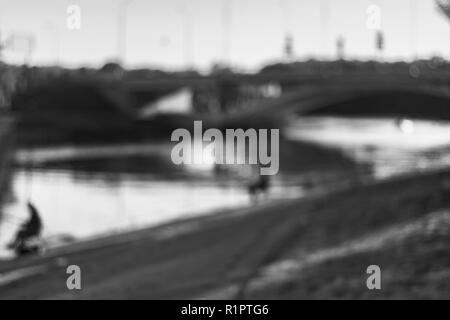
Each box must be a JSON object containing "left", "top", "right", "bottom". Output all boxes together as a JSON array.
[{"left": 0, "top": 168, "right": 449, "bottom": 299}]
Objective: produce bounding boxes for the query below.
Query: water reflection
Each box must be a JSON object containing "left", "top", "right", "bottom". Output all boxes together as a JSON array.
[
  {"left": 286, "top": 116, "right": 450, "bottom": 178},
  {"left": 0, "top": 165, "right": 302, "bottom": 256},
  {"left": 0, "top": 170, "right": 245, "bottom": 249},
  {"left": 3, "top": 116, "right": 448, "bottom": 255}
]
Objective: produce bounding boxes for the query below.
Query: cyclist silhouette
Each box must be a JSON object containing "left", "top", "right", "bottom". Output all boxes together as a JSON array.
[{"left": 8, "top": 202, "right": 43, "bottom": 255}]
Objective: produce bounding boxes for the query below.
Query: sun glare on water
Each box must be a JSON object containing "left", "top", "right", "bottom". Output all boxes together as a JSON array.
[{"left": 398, "top": 119, "right": 415, "bottom": 135}]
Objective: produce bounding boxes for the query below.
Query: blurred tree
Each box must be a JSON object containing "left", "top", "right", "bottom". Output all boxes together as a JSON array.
[
  {"left": 437, "top": 0, "right": 450, "bottom": 20},
  {"left": 99, "top": 61, "right": 124, "bottom": 78}
]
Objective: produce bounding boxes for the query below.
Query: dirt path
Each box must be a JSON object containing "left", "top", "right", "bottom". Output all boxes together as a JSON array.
[{"left": 1, "top": 169, "right": 449, "bottom": 299}]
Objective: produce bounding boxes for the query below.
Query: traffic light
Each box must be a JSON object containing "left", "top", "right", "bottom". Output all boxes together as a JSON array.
[{"left": 376, "top": 31, "right": 384, "bottom": 52}]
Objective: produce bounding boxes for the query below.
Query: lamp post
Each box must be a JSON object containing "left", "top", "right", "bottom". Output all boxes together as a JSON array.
[
  {"left": 410, "top": 0, "right": 418, "bottom": 60},
  {"left": 117, "top": 0, "right": 134, "bottom": 65},
  {"left": 320, "top": 0, "right": 329, "bottom": 59},
  {"left": 45, "top": 22, "right": 60, "bottom": 65},
  {"left": 222, "top": 0, "right": 231, "bottom": 65},
  {"left": 178, "top": 1, "right": 194, "bottom": 69}
]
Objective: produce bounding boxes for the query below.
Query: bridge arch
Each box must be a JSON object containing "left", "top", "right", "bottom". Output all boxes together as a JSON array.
[{"left": 281, "top": 81, "right": 450, "bottom": 121}]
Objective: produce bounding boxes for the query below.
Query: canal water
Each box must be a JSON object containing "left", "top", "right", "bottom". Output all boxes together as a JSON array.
[
  {"left": 1, "top": 116, "right": 450, "bottom": 257},
  {"left": 0, "top": 142, "right": 302, "bottom": 257},
  {"left": 286, "top": 116, "right": 450, "bottom": 179}
]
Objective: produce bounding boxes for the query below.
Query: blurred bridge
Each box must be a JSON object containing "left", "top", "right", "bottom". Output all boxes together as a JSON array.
[
  {"left": 13, "top": 70, "right": 450, "bottom": 145},
  {"left": 86, "top": 71, "right": 450, "bottom": 119}
]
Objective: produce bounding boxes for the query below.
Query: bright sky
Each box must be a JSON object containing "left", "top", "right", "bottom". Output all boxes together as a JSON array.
[{"left": 0, "top": 0, "right": 449, "bottom": 70}]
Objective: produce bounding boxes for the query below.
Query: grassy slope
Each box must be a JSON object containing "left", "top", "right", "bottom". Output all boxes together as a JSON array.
[{"left": 0, "top": 168, "right": 449, "bottom": 299}]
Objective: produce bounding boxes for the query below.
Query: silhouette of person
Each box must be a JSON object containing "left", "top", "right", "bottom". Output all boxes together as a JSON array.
[
  {"left": 8, "top": 202, "right": 42, "bottom": 253},
  {"left": 248, "top": 173, "right": 270, "bottom": 203}
]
